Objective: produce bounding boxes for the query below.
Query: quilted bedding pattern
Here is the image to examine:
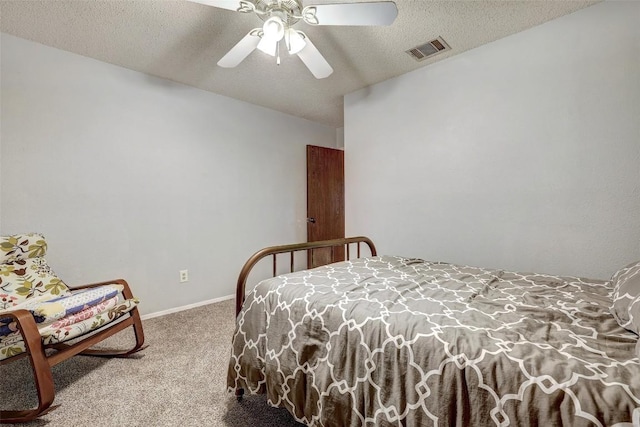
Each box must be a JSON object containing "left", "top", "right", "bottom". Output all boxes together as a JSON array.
[
  {"left": 228, "top": 256, "right": 640, "bottom": 427},
  {"left": 0, "top": 297, "right": 138, "bottom": 360},
  {"left": 0, "top": 285, "right": 123, "bottom": 336}
]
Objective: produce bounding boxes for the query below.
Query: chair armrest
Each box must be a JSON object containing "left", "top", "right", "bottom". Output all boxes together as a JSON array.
[{"left": 68, "top": 279, "right": 136, "bottom": 300}]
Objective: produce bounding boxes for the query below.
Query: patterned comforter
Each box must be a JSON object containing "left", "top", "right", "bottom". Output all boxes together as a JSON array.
[{"left": 227, "top": 256, "right": 640, "bottom": 426}]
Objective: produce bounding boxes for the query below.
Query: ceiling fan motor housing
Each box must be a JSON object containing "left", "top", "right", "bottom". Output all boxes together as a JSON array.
[{"left": 255, "top": 0, "right": 303, "bottom": 27}]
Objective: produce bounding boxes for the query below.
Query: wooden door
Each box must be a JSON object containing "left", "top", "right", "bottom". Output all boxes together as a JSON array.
[{"left": 307, "top": 145, "right": 345, "bottom": 268}]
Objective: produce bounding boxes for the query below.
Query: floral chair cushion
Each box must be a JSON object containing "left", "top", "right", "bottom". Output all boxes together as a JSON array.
[
  {"left": 1, "top": 233, "right": 70, "bottom": 307},
  {"left": 1, "top": 233, "right": 49, "bottom": 263}
]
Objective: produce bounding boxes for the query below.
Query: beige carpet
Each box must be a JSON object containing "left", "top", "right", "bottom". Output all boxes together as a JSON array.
[{"left": 0, "top": 299, "right": 304, "bottom": 426}]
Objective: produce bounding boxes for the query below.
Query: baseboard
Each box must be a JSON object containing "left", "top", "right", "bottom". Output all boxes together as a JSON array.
[{"left": 141, "top": 294, "right": 235, "bottom": 320}]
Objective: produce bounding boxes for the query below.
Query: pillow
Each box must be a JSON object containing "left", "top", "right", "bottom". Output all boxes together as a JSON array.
[{"left": 610, "top": 260, "right": 640, "bottom": 335}]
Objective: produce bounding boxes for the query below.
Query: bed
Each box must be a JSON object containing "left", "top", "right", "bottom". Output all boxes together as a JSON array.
[{"left": 227, "top": 237, "right": 640, "bottom": 426}]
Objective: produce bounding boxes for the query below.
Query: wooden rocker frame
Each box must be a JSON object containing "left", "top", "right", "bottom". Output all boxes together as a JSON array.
[{"left": 0, "top": 278, "right": 147, "bottom": 423}]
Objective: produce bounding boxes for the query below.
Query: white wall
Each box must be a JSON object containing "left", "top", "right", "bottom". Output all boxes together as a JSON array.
[
  {"left": 345, "top": 1, "right": 640, "bottom": 280},
  {"left": 0, "top": 34, "right": 336, "bottom": 315},
  {"left": 336, "top": 127, "right": 345, "bottom": 150}
]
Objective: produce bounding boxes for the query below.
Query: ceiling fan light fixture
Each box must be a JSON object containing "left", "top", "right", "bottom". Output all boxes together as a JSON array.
[
  {"left": 286, "top": 29, "right": 306, "bottom": 55},
  {"left": 262, "top": 16, "right": 285, "bottom": 43},
  {"left": 257, "top": 36, "right": 278, "bottom": 56}
]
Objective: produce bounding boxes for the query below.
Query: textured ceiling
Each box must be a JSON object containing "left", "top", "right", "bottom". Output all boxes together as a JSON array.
[{"left": 0, "top": 0, "right": 599, "bottom": 128}]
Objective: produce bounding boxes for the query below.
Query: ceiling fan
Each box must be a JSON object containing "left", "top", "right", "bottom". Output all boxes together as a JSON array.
[{"left": 190, "top": 0, "right": 398, "bottom": 79}]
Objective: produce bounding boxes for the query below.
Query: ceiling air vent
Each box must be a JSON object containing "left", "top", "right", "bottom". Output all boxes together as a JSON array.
[{"left": 406, "top": 37, "right": 450, "bottom": 61}]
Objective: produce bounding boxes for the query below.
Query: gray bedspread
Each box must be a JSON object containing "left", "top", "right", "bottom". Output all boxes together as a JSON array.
[{"left": 227, "top": 256, "right": 640, "bottom": 426}]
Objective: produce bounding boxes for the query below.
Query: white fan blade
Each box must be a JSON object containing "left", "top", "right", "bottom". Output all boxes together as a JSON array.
[
  {"left": 217, "top": 29, "right": 261, "bottom": 68},
  {"left": 189, "top": 0, "right": 255, "bottom": 13},
  {"left": 257, "top": 37, "right": 277, "bottom": 57},
  {"left": 302, "top": 1, "right": 397, "bottom": 26},
  {"left": 296, "top": 33, "right": 333, "bottom": 79}
]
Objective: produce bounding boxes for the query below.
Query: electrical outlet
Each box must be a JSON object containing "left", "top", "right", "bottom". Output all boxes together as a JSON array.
[{"left": 179, "top": 269, "right": 189, "bottom": 283}]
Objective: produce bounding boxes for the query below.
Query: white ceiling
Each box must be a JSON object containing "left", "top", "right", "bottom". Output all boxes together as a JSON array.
[{"left": 0, "top": 0, "right": 599, "bottom": 128}]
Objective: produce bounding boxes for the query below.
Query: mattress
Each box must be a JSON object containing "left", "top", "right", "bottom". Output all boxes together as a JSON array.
[{"left": 227, "top": 256, "right": 640, "bottom": 426}]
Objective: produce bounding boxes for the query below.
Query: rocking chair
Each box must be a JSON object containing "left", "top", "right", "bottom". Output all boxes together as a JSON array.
[{"left": 0, "top": 233, "right": 146, "bottom": 423}]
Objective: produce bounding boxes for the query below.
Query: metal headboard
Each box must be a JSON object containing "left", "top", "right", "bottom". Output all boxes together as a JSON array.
[{"left": 235, "top": 236, "right": 377, "bottom": 316}]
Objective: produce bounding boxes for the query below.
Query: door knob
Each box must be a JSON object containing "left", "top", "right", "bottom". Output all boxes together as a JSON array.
[{"left": 307, "top": 217, "right": 316, "bottom": 223}]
